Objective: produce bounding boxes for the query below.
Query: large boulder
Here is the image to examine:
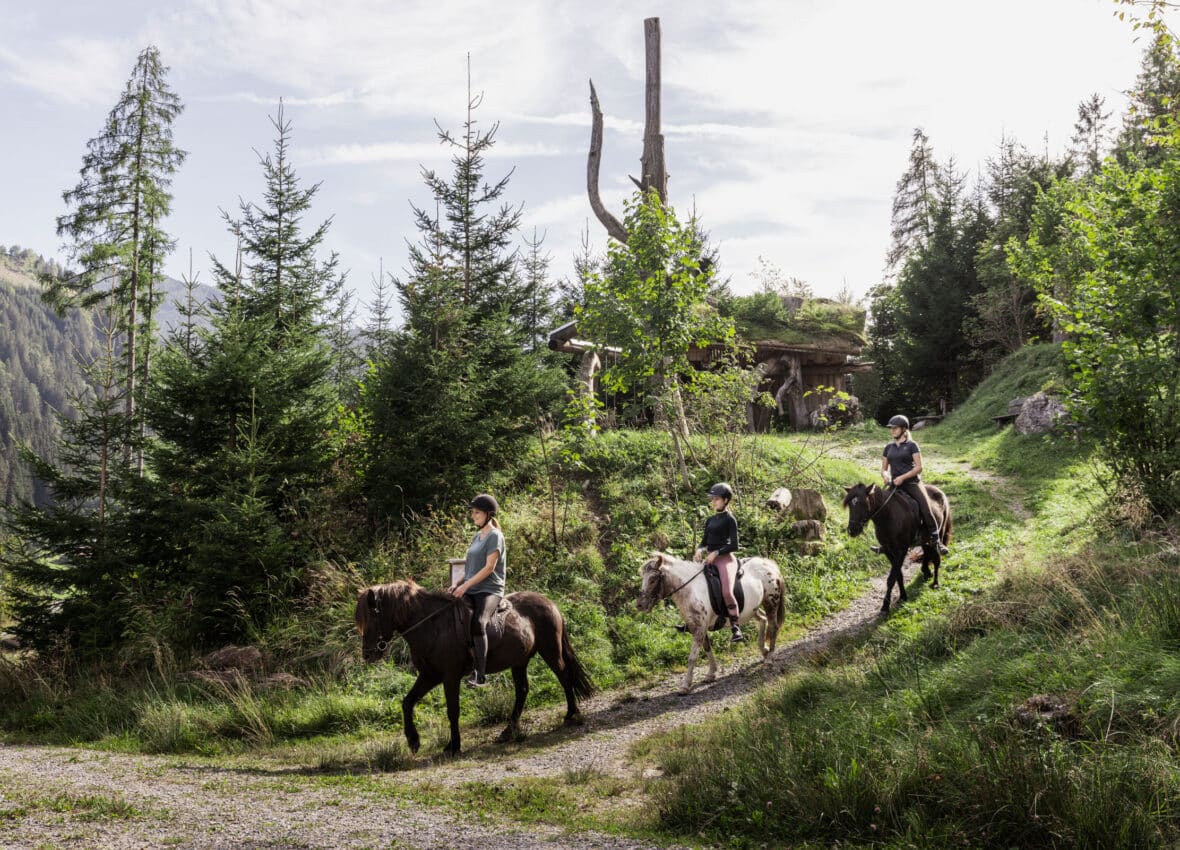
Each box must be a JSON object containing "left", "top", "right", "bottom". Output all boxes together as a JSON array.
[{"left": 1015, "top": 392, "right": 1068, "bottom": 435}]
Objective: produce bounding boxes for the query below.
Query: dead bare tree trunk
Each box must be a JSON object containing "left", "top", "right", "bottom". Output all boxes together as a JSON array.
[{"left": 587, "top": 16, "right": 668, "bottom": 243}]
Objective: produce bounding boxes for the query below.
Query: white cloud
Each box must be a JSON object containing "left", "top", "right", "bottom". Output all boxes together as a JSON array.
[
  {"left": 304, "top": 140, "right": 566, "bottom": 165},
  {"left": 0, "top": 37, "right": 131, "bottom": 106}
]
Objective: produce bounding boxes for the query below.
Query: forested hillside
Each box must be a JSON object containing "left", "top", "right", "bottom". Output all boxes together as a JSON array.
[
  {"left": 0, "top": 247, "right": 216, "bottom": 507},
  {"left": 0, "top": 249, "right": 100, "bottom": 507}
]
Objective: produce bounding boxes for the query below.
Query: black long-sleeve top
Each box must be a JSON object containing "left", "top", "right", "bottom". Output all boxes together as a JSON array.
[{"left": 700, "top": 510, "right": 739, "bottom": 555}]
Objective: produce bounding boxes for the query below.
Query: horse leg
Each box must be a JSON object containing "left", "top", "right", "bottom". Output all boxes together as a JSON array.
[
  {"left": 701, "top": 627, "right": 719, "bottom": 683},
  {"left": 930, "top": 550, "right": 941, "bottom": 589},
  {"left": 401, "top": 672, "right": 440, "bottom": 755},
  {"left": 496, "top": 665, "right": 529, "bottom": 744},
  {"left": 681, "top": 630, "right": 704, "bottom": 694},
  {"left": 920, "top": 547, "right": 933, "bottom": 580},
  {"left": 754, "top": 609, "right": 769, "bottom": 658},
  {"left": 442, "top": 674, "right": 462, "bottom": 756}
]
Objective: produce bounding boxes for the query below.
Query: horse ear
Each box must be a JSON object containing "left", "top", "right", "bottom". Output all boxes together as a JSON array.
[
  {"left": 844, "top": 485, "right": 853, "bottom": 494},
  {"left": 867, "top": 483, "right": 877, "bottom": 495},
  {"left": 654, "top": 553, "right": 664, "bottom": 567},
  {"left": 365, "top": 588, "right": 376, "bottom": 609}
]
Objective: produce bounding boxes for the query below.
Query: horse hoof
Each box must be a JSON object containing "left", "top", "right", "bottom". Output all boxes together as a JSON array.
[
  {"left": 702, "top": 674, "right": 717, "bottom": 684},
  {"left": 931, "top": 582, "right": 940, "bottom": 589},
  {"left": 407, "top": 737, "right": 420, "bottom": 754},
  {"left": 496, "top": 726, "right": 521, "bottom": 743},
  {"left": 564, "top": 713, "right": 585, "bottom": 728},
  {"left": 443, "top": 744, "right": 461, "bottom": 758}
]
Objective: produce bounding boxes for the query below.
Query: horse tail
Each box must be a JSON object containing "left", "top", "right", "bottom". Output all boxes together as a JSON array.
[
  {"left": 560, "top": 622, "right": 594, "bottom": 699},
  {"left": 941, "top": 500, "right": 953, "bottom": 546},
  {"left": 775, "top": 576, "right": 786, "bottom": 630}
]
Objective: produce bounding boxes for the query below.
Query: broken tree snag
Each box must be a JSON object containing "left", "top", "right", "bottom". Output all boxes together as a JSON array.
[
  {"left": 640, "top": 17, "right": 667, "bottom": 202},
  {"left": 587, "top": 80, "right": 628, "bottom": 244},
  {"left": 586, "top": 17, "right": 670, "bottom": 243}
]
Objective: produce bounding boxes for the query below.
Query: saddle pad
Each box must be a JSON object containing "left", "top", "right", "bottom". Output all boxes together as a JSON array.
[{"left": 703, "top": 562, "right": 745, "bottom": 630}]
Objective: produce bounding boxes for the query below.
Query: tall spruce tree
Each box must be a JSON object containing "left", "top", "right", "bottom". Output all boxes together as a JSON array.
[
  {"left": 1071, "top": 93, "right": 1112, "bottom": 177},
  {"left": 363, "top": 76, "right": 564, "bottom": 520},
  {"left": 49, "top": 45, "right": 186, "bottom": 475},
  {"left": 141, "top": 108, "right": 339, "bottom": 642},
  {"left": 886, "top": 128, "right": 939, "bottom": 271},
  {"left": 892, "top": 167, "right": 990, "bottom": 408},
  {"left": 1117, "top": 32, "right": 1180, "bottom": 166}
]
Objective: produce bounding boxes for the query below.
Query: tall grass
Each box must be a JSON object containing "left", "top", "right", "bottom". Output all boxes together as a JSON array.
[{"left": 651, "top": 461, "right": 1180, "bottom": 848}]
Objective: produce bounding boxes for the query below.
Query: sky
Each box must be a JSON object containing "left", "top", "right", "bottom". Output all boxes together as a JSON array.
[{"left": 0, "top": 0, "right": 1172, "bottom": 323}]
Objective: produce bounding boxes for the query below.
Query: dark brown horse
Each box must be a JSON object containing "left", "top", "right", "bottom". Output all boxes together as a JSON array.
[
  {"left": 843, "top": 482, "right": 953, "bottom": 613},
  {"left": 355, "top": 581, "right": 593, "bottom": 756}
]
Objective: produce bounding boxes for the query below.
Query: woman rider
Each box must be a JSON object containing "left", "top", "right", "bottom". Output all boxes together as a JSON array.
[
  {"left": 882, "top": 415, "right": 949, "bottom": 555},
  {"left": 450, "top": 493, "right": 506, "bottom": 688},
  {"left": 696, "top": 482, "right": 745, "bottom": 643}
]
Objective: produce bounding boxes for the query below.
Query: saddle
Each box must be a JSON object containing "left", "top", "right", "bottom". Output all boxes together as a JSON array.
[
  {"left": 703, "top": 561, "right": 746, "bottom": 631},
  {"left": 454, "top": 595, "right": 513, "bottom": 649}
]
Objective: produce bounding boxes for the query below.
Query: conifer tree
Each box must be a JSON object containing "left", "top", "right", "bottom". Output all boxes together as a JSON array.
[
  {"left": 886, "top": 128, "right": 939, "bottom": 270},
  {"left": 141, "top": 107, "right": 339, "bottom": 641},
  {"left": 1071, "top": 93, "right": 1112, "bottom": 177},
  {"left": 49, "top": 45, "right": 186, "bottom": 474},
  {"left": 363, "top": 74, "right": 564, "bottom": 520},
  {"left": 1117, "top": 33, "right": 1180, "bottom": 165}
]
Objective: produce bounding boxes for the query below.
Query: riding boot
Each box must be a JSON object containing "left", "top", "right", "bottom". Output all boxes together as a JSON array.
[
  {"left": 466, "top": 635, "right": 489, "bottom": 688},
  {"left": 930, "top": 530, "right": 949, "bottom": 556},
  {"left": 729, "top": 616, "right": 745, "bottom": 643}
]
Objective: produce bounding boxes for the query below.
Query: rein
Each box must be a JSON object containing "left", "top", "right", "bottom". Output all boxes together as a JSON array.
[
  {"left": 659, "top": 563, "right": 706, "bottom": 601},
  {"left": 373, "top": 593, "right": 457, "bottom": 651},
  {"left": 868, "top": 486, "right": 899, "bottom": 522}
]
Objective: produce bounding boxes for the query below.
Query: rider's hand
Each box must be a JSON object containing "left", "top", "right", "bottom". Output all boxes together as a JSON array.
[{"left": 450, "top": 584, "right": 466, "bottom": 598}]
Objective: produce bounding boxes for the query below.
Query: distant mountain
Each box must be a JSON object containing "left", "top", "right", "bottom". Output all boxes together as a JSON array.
[{"left": 0, "top": 247, "right": 220, "bottom": 507}]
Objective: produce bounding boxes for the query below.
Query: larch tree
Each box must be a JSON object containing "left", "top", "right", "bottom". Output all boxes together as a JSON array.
[{"left": 49, "top": 45, "right": 186, "bottom": 475}]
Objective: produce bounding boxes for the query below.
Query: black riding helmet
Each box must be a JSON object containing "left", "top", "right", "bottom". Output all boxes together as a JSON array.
[
  {"left": 887, "top": 414, "right": 910, "bottom": 429},
  {"left": 469, "top": 493, "right": 499, "bottom": 516},
  {"left": 707, "top": 482, "right": 734, "bottom": 500}
]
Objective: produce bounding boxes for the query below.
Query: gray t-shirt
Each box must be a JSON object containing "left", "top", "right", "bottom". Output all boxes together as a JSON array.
[{"left": 463, "top": 527, "right": 506, "bottom": 596}]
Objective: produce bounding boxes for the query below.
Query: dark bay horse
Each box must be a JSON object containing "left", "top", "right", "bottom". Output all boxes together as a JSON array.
[
  {"left": 356, "top": 581, "right": 593, "bottom": 756},
  {"left": 843, "top": 482, "right": 953, "bottom": 613}
]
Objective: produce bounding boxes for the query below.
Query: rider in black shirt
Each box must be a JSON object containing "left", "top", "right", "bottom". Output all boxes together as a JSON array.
[
  {"left": 697, "top": 482, "right": 745, "bottom": 642},
  {"left": 882, "top": 415, "right": 949, "bottom": 555}
]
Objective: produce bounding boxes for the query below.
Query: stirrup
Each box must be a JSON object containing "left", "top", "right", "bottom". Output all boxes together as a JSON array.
[
  {"left": 730, "top": 627, "right": 745, "bottom": 643},
  {"left": 465, "top": 673, "right": 489, "bottom": 689}
]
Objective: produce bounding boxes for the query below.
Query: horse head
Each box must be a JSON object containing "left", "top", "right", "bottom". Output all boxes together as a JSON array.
[
  {"left": 843, "top": 483, "right": 877, "bottom": 538},
  {"left": 356, "top": 585, "right": 395, "bottom": 662},
  {"left": 635, "top": 553, "right": 668, "bottom": 613}
]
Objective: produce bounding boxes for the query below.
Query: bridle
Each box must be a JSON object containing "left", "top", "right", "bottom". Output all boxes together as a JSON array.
[
  {"left": 849, "top": 485, "right": 897, "bottom": 533},
  {"left": 646, "top": 560, "right": 706, "bottom": 604}
]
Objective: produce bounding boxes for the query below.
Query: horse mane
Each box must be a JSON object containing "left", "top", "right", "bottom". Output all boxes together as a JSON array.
[{"left": 356, "top": 580, "right": 453, "bottom": 632}]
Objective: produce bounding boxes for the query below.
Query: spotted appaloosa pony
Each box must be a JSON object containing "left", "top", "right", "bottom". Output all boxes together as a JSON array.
[
  {"left": 635, "top": 553, "right": 785, "bottom": 694},
  {"left": 843, "top": 482, "right": 953, "bottom": 614},
  {"left": 356, "top": 581, "right": 593, "bottom": 756}
]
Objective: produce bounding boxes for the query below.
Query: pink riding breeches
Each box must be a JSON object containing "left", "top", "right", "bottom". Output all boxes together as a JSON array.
[{"left": 714, "top": 552, "right": 740, "bottom": 619}]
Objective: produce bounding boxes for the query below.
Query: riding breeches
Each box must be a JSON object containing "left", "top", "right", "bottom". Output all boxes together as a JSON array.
[
  {"left": 897, "top": 479, "right": 938, "bottom": 535},
  {"left": 713, "top": 553, "right": 740, "bottom": 619},
  {"left": 467, "top": 592, "right": 501, "bottom": 638}
]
